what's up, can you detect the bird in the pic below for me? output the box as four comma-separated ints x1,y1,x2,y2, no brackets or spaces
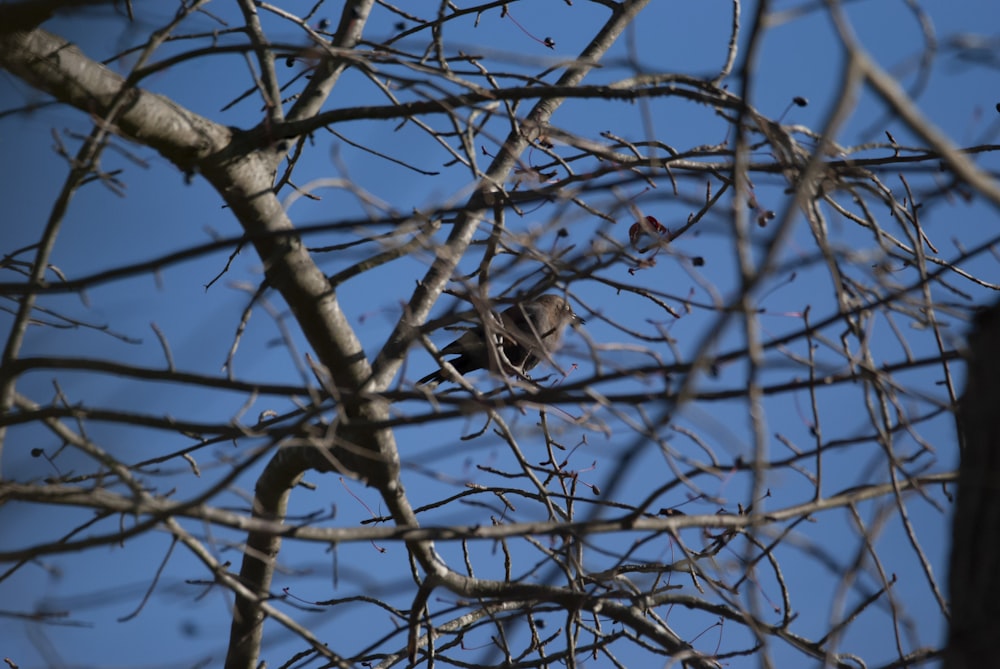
417,294,584,386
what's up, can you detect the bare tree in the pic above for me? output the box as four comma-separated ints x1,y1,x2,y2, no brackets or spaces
1,1,997,667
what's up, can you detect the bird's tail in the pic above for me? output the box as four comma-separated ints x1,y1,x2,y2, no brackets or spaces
416,370,444,386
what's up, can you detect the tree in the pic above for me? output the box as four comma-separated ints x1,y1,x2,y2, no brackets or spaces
1,1,997,667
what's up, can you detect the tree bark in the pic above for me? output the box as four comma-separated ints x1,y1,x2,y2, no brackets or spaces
948,299,1000,668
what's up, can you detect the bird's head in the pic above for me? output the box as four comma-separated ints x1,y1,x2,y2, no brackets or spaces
536,294,585,329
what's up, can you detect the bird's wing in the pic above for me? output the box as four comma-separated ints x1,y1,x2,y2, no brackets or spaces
439,326,486,356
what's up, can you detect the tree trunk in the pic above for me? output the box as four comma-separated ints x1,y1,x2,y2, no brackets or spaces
948,299,1000,668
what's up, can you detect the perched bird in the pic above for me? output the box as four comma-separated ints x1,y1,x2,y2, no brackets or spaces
418,294,584,386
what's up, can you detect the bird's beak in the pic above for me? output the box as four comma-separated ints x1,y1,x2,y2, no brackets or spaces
572,314,585,327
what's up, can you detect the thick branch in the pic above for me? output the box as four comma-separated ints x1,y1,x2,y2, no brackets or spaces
0,29,228,170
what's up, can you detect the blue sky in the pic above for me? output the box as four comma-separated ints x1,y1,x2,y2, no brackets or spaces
2,1,998,666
